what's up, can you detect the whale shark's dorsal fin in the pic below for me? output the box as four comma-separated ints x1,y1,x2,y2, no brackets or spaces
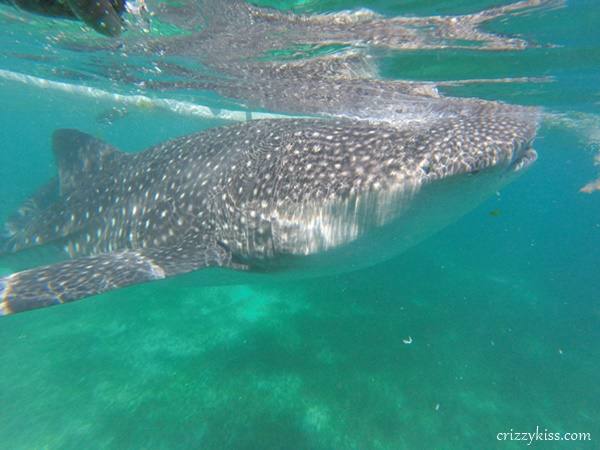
52,129,126,195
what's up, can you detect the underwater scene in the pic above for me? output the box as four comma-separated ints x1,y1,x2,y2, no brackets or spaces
0,0,598,448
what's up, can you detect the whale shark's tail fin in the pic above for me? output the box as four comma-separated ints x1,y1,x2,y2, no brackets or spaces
0,236,245,316
1,129,127,256
1,179,59,255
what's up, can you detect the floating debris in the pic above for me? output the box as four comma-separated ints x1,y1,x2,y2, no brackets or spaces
96,106,129,125
580,152,600,193
580,178,600,193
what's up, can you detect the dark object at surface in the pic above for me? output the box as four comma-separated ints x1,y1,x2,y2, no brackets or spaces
1,0,126,36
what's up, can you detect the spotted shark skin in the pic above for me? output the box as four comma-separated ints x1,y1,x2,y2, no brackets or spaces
0,107,538,316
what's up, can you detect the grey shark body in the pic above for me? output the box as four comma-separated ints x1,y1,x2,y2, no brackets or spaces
0,109,537,315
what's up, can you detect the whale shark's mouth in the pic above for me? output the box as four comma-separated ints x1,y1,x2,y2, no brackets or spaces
509,146,538,172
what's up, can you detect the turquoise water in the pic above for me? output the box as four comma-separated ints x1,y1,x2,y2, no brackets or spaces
0,1,599,449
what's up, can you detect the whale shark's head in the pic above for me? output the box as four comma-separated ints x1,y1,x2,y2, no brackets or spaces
412,108,539,180
227,107,538,271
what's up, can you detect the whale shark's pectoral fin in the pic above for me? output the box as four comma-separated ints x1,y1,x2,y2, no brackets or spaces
0,239,243,316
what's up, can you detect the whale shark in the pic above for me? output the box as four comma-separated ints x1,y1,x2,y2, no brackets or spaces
0,107,538,316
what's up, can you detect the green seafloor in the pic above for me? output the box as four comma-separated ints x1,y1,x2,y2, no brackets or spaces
1,1,600,449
